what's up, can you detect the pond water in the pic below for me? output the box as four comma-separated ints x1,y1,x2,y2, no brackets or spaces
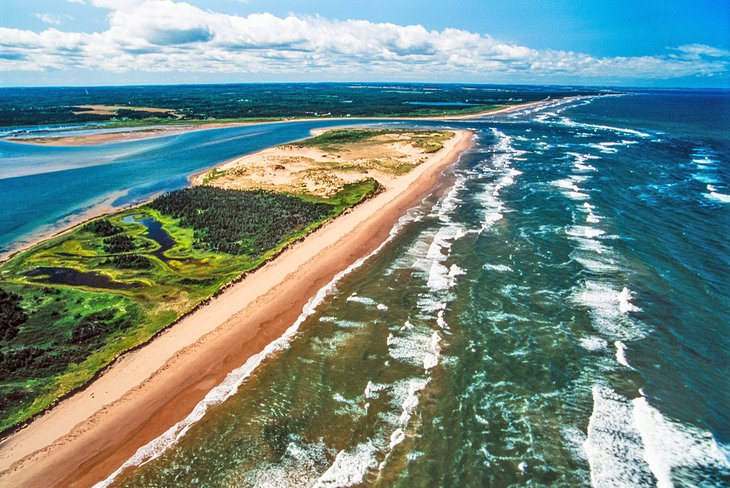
25,266,134,290
122,215,175,260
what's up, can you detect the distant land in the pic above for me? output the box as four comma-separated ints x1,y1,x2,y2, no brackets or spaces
0,83,604,129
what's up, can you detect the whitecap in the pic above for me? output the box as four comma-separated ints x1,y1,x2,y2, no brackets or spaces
579,336,608,351
314,442,378,487
704,185,730,203
633,395,730,488
584,385,654,487
614,341,631,368
483,263,513,272
346,294,377,306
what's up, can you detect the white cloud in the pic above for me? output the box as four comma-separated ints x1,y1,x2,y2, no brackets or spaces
3,0,728,82
34,13,62,26
67,0,86,4
674,44,730,58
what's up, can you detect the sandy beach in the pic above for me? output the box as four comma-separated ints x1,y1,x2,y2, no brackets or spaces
2,97,564,147
3,121,260,147
0,129,473,487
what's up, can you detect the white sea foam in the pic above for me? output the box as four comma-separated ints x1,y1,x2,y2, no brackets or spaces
566,225,605,239
633,395,730,488
387,326,432,367
585,385,654,487
590,142,620,154
614,341,631,368
313,442,379,487
332,392,367,419
346,294,377,306
618,287,640,313
393,378,429,425
553,178,590,200
422,331,442,371
559,117,651,138
389,428,406,449
364,381,387,399
705,185,730,203
579,336,608,351
574,282,644,340
240,439,331,487
475,128,525,231
436,309,448,330
692,157,716,167
692,173,718,184
575,256,620,273
553,178,575,190
570,174,591,183
483,263,513,272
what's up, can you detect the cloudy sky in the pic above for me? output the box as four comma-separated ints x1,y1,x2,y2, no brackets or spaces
1,0,728,87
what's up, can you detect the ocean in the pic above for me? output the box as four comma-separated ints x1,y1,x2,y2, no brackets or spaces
3,89,730,486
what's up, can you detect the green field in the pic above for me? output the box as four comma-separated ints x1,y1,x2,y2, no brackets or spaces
0,181,379,433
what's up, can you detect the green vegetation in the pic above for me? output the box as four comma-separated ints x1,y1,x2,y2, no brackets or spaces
0,180,378,433
85,218,122,237
0,288,27,343
298,129,382,148
299,128,453,154
0,83,599,127
149,187,332,255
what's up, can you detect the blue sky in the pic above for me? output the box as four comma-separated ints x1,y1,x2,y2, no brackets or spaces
1,0,728,87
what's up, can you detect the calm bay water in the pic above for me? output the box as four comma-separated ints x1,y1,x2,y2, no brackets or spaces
3,90,729,486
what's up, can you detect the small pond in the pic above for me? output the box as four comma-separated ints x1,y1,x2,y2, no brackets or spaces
122,215,176,260
25,267,135,290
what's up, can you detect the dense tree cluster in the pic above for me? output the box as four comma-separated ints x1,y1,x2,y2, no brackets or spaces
103,235,136,253
68,310,133,345
0,303,132,383
0,346,88,380
150,187,333,256
86,219,121,237
107,254,151,269
0,288,28,343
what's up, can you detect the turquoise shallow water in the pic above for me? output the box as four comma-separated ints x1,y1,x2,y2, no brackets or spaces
4,90,729,486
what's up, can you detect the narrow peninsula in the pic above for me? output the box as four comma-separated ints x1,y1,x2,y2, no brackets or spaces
0,128,473,487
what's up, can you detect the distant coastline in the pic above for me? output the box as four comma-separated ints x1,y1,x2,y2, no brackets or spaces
2,97,566,147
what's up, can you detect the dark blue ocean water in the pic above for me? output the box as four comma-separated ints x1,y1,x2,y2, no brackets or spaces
2,90,729,486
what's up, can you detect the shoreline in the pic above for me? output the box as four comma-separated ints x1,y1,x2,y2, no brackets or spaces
2,97,568,148
0,130,474,487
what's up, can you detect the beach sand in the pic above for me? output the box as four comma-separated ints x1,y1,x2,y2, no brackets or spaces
3,122,258,147
0,129,473,487
2,97,564,147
